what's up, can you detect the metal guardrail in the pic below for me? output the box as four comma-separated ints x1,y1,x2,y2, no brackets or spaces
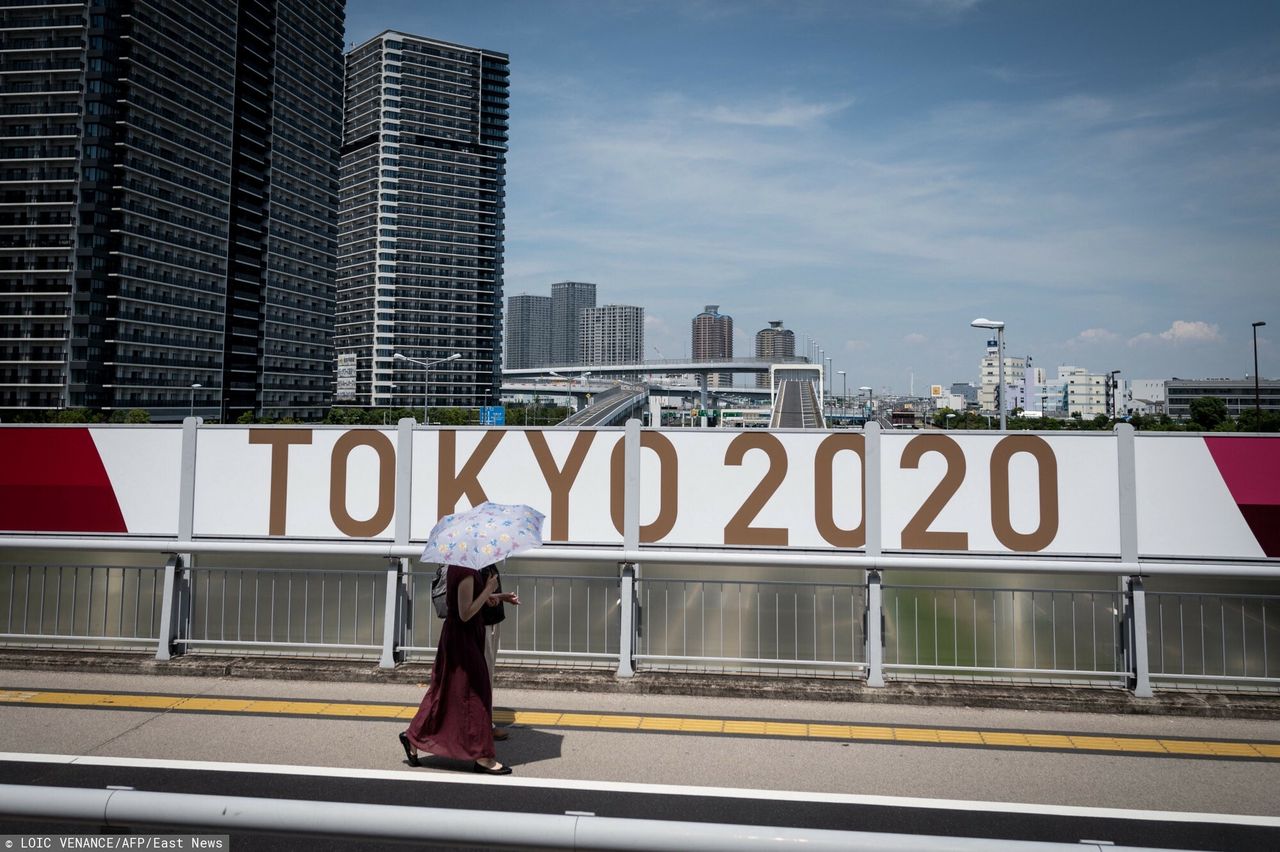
1148,591,1278,685
636,578,865,676
883,584,1126,685
178,566,387,655
0,563,165,650
3,555,1276,694
0,783,1169,852
401,571,622,665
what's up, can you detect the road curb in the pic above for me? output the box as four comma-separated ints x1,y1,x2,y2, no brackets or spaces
1,649,1278,719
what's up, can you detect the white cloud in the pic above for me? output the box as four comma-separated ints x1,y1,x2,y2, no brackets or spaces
904,333,929,345
1070,327,1120,346
1129,320,1222,346
707,97,855,128
845,339,871,352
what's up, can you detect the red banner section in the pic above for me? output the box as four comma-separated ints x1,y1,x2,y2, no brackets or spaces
0,428,127,533
1205,437,1280,557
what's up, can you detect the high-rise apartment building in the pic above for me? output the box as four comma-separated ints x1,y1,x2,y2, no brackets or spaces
335,31,509,409
977,339,1028,416
0,1,345,420
691,305,732,387
580,305,643,366
754,320,794,387
504,294,550,369
550,281,595,365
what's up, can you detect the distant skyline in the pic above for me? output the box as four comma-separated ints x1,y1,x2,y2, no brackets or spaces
346,0,1280,394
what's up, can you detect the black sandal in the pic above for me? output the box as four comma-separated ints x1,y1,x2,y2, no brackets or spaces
473,761,512,775
398,732,420,767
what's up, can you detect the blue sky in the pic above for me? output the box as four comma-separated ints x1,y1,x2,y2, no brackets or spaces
345,0,1280,394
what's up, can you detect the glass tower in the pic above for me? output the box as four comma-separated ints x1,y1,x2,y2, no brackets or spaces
336,30,509,410
0,0,345,421
504,294,551,369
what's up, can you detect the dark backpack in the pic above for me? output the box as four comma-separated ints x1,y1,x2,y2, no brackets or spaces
430,566,448,619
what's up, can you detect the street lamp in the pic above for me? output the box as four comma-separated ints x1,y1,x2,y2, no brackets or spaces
189,383,201,418
393,352,461,425
971,318,1006,430
1254,321,1267,424
945,412,956,429
1108,370,1121,419
837,370,847,417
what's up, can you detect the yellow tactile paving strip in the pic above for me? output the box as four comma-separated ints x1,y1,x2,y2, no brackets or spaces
1,687,1277,761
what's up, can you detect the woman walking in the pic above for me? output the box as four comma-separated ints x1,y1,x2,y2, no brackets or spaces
399,563,515,774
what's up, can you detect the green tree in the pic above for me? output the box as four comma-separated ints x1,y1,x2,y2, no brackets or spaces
1188,396,1228,430
51,408,96,423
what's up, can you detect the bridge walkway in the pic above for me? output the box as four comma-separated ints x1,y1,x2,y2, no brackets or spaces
1,665,1278,850
772,378,825,428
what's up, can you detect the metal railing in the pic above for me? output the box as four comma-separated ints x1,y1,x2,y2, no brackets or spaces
0,563,164,650
400,570,621,667
636,578,865,676
1,552,1278,695
883,584,1125,685
1148,591,1279,686
177,565,387,656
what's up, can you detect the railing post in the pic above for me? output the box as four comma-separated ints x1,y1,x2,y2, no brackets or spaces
863,421,884,687
157,416,201,661
617,418,642,678
1125,575,1154,697
155,554,188,661
380,558,408,668
617,562,638,678
379,417,418,669
864,569,885,687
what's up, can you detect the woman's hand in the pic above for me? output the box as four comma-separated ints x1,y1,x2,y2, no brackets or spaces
481,572,499,596
492,592,520,606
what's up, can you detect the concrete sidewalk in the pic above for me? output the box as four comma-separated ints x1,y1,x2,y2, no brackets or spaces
2,662,1280,819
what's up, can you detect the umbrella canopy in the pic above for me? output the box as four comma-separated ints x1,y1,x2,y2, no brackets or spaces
421,502,546,569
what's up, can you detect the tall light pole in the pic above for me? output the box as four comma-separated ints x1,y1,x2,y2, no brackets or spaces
971,318,1006,430
837,370,847,417
189,383,201,418
1254,321,1267,425
859,386,872,423
1108,370,1121,419
393,352,461,425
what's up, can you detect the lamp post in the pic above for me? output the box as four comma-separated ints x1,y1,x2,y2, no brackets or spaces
945,412,956,430
1254,321,1267,425
859,386,872,423
971,318,1006,430
1108,370,1121,419
393,352,461,425
189,383,201,418
837,370,847,417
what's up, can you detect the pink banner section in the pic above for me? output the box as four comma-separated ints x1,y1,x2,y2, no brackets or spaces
1204,437,1280,557
0,428,127,533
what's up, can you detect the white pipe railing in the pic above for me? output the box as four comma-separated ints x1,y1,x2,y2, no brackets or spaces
3,536,1279,578
0,784,1177,851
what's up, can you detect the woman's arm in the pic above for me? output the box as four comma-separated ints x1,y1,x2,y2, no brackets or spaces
456,572,499,622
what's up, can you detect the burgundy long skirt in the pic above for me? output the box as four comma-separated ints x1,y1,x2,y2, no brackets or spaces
404,564,494,762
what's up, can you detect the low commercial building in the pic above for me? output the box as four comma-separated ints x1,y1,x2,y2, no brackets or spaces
1166,378,1280,419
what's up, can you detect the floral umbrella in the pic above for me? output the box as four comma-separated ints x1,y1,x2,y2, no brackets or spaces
420,501,546,569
